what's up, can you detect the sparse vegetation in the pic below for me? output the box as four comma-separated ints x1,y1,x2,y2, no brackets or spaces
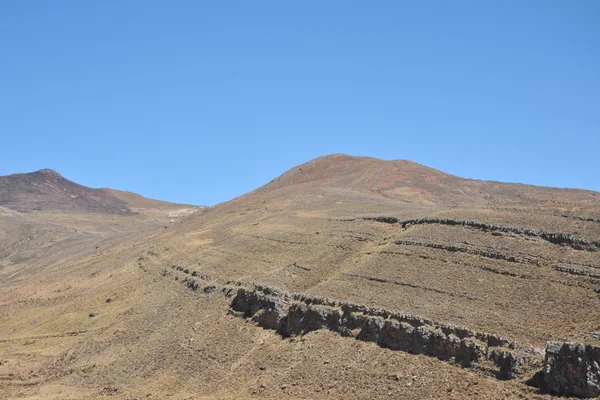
1,155,600,398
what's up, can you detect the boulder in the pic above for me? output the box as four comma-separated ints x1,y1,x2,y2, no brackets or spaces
544,341,600,398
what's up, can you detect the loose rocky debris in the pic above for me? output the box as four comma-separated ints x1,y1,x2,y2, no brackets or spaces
161,264,600,398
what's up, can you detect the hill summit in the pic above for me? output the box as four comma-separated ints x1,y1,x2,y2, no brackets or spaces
253,154,598,208
0,169,194,214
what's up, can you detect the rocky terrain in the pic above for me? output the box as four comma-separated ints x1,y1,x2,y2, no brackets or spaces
1,154,599,399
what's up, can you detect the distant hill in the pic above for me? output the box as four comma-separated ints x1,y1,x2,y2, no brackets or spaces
0,168,198,214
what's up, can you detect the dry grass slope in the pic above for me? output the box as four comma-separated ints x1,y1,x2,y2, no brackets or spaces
1,155,599,399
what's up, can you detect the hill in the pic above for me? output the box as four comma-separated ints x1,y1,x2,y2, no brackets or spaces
1,155,599,399
0,168,194,215
255,154,599,207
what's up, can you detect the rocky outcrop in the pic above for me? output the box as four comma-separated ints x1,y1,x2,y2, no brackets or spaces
161,264,600,397
392,239,539,266
364,216,399,224
362,217,600,251
228,285,542,377
230,285,290,330
344,272,480,301
165,264,541,377
544,341,600,398
552,265,600,280
486,347,542,379
585,331,600,341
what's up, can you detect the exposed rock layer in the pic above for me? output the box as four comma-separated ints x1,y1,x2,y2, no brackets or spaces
165,264,600,397
167,265,542,379
544,341,600,398
362,216,600,251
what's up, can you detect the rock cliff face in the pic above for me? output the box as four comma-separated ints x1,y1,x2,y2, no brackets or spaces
164,264,600,397
229,285,542,377
544,342,600,398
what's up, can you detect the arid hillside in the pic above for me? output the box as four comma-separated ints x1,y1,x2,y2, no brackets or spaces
1,155,599,399
0,169,201,287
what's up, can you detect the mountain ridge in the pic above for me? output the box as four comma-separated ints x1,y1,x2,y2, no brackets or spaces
248,154,600,210
0,168,198,214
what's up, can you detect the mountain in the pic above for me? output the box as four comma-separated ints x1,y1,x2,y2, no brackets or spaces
1,155,600,399
255,154,599,207
0,168,194,214
0,168,201,294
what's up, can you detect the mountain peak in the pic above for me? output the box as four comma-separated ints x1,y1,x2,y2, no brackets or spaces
32,168,64,181
36,168,62,177
251,154,600,208
255,154,451,198
0,169,195,214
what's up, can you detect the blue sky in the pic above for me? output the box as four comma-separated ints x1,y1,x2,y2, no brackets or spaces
1,1,599,206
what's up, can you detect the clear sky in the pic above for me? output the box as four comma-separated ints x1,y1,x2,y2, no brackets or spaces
1,1,599,206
